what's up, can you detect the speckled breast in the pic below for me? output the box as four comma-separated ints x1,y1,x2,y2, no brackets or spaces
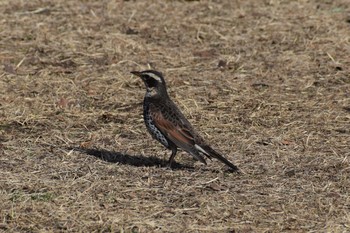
143,101,169,148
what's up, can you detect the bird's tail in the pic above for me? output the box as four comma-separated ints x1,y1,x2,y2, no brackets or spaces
195,144,239,172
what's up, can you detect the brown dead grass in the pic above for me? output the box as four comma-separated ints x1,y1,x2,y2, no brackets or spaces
1,0,350,232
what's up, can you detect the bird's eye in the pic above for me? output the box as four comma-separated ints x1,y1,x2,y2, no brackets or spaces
144,76,158,87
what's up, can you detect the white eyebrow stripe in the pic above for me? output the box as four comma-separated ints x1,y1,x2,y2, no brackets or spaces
145,72,163,83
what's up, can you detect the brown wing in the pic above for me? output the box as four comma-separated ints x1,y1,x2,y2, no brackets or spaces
149,102,238,171
149,103,207,164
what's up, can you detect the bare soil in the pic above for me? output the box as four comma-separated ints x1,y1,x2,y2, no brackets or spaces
1,0,349,232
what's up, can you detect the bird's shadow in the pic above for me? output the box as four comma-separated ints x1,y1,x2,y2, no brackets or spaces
69,146,194,170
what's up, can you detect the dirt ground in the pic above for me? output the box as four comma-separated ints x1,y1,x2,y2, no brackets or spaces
0,0,349,232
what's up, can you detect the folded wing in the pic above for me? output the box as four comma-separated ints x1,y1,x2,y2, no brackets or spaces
150,102,239,171
150,103,207,164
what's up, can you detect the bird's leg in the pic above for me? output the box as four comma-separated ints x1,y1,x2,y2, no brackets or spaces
167,147,177,168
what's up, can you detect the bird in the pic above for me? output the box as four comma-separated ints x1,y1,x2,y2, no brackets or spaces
131,70,239,171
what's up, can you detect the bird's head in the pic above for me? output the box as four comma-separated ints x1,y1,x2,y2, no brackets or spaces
131,70,168,97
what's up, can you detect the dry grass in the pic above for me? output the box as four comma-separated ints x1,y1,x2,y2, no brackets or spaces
1,0,350,232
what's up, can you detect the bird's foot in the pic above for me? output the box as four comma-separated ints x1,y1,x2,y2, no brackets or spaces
166,161,174,169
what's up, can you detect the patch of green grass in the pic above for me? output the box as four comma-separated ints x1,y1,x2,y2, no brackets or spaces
30,192,55,202
9,191,55,202
9,191,24,202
